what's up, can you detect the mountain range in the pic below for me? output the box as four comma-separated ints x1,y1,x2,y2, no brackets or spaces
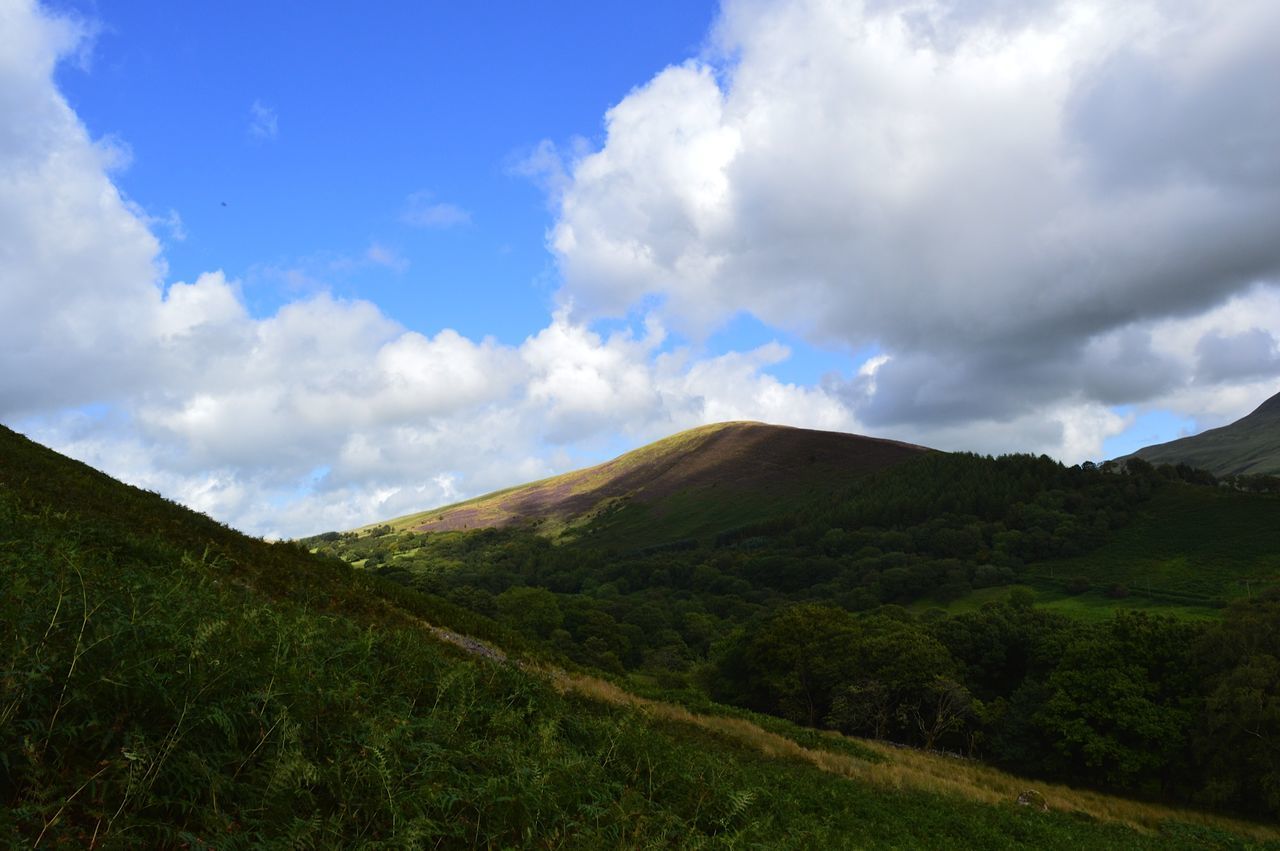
1128,389,1280,476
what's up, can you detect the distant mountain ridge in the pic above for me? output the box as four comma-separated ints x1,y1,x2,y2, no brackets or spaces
1128,389,1280,476
369,421,930,542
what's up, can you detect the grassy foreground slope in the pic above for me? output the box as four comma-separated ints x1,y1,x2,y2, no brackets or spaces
374,421,927,546
2,426,1276,848
1131,390,1280,476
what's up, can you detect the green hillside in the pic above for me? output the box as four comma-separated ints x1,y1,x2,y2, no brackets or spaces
373,421,928,546
1131,390,1280,476
9,426,1274,846
327,447,1280,824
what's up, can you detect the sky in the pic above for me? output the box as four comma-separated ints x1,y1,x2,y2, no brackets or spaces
3,0,1279,538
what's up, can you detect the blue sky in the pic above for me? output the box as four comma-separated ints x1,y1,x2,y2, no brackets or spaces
4,0,1279,536
49,0,852,383
50,1,714,340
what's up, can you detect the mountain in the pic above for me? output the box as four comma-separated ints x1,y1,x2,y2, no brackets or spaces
373,421,929,543
1128,389,1280,476
8,425,1265,846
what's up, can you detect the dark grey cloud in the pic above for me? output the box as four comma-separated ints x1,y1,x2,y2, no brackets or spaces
844,327,1182,428
551,0,1280,432
1196,329,1280,384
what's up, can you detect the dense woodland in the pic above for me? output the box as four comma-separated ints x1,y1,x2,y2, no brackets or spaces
311,453,1280,820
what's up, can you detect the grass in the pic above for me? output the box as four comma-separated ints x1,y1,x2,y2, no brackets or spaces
6,424,1279,846
575,484,797,549
556,671,1280,843
369,422,748,534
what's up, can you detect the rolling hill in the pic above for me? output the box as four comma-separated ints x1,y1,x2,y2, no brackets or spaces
8,426,1273,846
372,421,929,544
1129,389,1280,476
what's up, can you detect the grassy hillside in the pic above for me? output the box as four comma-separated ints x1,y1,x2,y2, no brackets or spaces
4,431,1276,846
1132,390,1280,475
371,421,927,546
320,449,1280,822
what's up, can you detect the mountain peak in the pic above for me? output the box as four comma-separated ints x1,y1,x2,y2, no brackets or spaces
368,421,930,544
1129,388,1280,476
1250,389,1280,418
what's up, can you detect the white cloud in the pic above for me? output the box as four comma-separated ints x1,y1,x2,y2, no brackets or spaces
0,0,875,538
0,0,165,417
5,0,1280,542
402,191,471,228
248,99,278,140
548,0,1280,426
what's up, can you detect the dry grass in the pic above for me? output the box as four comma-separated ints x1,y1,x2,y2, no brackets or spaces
357,420,927,537
550,670,1280,842
408,598,1280,843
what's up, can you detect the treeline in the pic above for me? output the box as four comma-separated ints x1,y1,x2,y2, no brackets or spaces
708,593,1280,819
312,453,1161,678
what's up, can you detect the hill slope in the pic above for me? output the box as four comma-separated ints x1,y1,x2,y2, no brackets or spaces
374,421,928,542
1130,389,1280,476
7,425,1277,846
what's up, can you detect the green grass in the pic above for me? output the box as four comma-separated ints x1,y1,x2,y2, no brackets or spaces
4,426,1275,847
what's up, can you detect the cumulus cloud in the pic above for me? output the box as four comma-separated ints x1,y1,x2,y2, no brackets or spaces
1195,329,1280,385
548,0,1280,427
6,0,1279,540
0,0,877,537
19,297,864,537
0,0,165,417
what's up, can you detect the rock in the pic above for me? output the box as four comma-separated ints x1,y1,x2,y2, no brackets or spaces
1016,790,1048,812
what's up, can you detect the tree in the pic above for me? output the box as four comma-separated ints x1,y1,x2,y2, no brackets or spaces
1193,593,1280,815
495,586,562,639
1032,612,1196,790
741,605,860,726
909,677,981,752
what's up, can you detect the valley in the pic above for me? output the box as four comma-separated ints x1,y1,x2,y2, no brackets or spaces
6,416,1280,847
